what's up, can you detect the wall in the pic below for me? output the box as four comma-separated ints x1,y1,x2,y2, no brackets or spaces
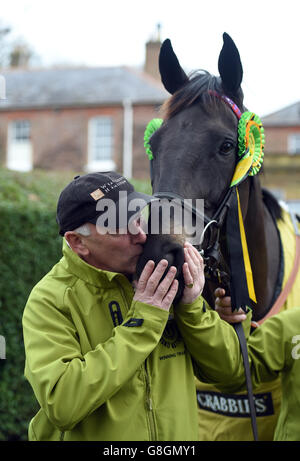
261,125,300,200
264,125,300,154
0,102,163,178
132,103,162,178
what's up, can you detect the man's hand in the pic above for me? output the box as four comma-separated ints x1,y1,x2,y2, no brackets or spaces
214,288,247,323
181,242,205,305
133,259,178,311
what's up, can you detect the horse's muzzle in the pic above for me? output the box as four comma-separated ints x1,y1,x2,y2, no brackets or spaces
135,234,185,304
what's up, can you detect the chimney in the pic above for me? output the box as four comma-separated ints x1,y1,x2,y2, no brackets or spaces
144,24,162,81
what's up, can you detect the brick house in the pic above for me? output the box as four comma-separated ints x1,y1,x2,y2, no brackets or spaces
262,101,300,155
259,101,300,204
0,39,167,179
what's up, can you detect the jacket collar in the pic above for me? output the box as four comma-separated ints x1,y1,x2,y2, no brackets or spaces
61,238,130,288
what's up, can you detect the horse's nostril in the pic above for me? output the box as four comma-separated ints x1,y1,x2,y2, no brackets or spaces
162,244,185,277
164,252,176,267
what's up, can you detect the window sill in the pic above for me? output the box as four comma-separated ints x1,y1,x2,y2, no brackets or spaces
85,160,116,172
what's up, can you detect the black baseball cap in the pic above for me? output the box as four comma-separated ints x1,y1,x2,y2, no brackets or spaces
56,171,154,236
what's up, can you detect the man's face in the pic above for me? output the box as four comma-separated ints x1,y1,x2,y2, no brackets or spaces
79,219,147,275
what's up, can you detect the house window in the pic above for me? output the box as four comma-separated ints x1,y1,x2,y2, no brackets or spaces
288,134,300,155
87,117,115,171
7,120,32,171
12,120,31,142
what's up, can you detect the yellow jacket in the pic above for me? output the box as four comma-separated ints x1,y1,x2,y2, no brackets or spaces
196,207,300,441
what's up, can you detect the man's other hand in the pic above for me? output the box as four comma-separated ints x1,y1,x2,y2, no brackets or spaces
133,260,178,311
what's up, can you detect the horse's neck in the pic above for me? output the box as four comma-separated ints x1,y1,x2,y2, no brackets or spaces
242,182,281,321
203,181,281,319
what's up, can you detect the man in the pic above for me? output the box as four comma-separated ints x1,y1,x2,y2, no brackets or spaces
22,171,207,441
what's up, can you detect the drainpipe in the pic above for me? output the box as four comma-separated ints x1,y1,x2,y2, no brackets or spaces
0,74,6,99
123,98,133,179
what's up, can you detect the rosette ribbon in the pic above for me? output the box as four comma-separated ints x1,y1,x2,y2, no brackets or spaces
227,111,265,310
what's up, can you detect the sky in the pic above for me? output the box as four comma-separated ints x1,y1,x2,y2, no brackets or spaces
0,0,299,116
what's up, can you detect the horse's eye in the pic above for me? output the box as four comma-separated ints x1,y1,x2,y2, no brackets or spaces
220,141,234,155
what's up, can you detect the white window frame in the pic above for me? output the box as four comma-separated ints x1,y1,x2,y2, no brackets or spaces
87,116,115,171
288,133,300,155
11,120,31,142
7,119,32,171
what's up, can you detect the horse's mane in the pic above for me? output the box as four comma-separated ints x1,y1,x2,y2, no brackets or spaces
161,71,224,119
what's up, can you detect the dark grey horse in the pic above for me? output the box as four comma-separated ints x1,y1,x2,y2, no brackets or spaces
137,33,282,322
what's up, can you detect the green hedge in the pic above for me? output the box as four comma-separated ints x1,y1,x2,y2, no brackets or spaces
0,169,151,440
0,204,63,439
0,205,62,439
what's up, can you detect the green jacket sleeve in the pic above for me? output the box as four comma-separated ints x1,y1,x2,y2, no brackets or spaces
174,298,297,392
23,291,169,432
239,309,296,388
174,296,246,386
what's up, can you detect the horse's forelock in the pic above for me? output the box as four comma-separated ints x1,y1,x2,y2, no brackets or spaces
161,71,223,120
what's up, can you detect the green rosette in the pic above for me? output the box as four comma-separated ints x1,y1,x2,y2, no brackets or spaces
237,111,265,176
144,118,163,160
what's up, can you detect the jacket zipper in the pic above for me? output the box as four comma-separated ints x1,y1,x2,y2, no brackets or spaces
115,278,133,317
144,360,157,440
115,278,157,440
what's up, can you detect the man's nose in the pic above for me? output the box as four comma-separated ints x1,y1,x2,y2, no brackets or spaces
131,224,147,244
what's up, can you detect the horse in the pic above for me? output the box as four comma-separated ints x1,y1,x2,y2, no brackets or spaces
136,33,300,440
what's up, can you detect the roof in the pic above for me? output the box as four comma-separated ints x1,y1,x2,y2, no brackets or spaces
262,101,300,126
0,66,168,110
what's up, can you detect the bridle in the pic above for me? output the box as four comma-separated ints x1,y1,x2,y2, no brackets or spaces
153,188,235,287
153,187,234,230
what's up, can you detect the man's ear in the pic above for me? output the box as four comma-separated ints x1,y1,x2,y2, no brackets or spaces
64,231,89,257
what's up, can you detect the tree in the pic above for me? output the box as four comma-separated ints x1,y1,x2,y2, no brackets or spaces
0,20,35,68
9,42,33,68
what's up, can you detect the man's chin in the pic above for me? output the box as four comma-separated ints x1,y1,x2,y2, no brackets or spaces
118,253,142,276
119,261,137,276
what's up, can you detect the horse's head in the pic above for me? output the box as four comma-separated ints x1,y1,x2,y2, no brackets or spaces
136,33,253,304
152,33,245,214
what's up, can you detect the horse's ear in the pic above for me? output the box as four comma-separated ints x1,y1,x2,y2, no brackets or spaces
218,33,243,94
159,39,188,94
